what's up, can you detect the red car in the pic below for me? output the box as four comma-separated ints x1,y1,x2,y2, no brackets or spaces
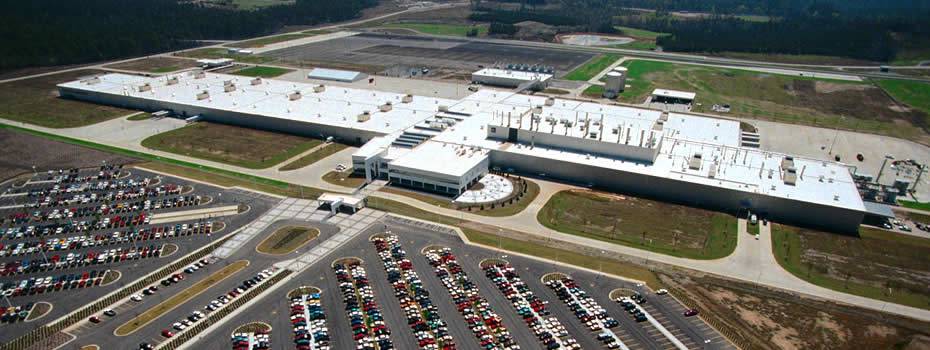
162,329,174,338
683,309,699,317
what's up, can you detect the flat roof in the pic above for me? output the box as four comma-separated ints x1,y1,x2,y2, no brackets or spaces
473,68,553,82
652,89,696,100
389,141,489,178
58,72,452,135
307,68,365,82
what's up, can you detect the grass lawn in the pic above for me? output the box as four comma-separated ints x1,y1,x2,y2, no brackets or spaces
103,57,199,73
563,54,621,81
899,200,930,211
0,69,134,128
772,224,930,310
610,41,657,51
256,226,319,254
380,178,540,217
618,59,930,144
747,222,760,236
225,34,309,48
876,79,930,115
537,190,737,259
381,23,488,37
141,122,321,169
279,143,348,171
139,161,322,199
175,48,276,65
115,260,249,335
366,197,662,288
322,170,366,189
126,113,152,121
582,85,604,98
232,0,294,10
613,26,668,40
230,66,294,78
234,322,272,333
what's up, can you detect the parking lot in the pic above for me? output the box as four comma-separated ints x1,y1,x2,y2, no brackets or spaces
183,217,733,350
261,33,595,78
0,166,274,345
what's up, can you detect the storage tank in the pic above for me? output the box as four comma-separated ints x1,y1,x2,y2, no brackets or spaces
604,72,624,98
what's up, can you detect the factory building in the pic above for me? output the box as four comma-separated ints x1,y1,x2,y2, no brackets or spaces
471,68,552,90
59,71,867,233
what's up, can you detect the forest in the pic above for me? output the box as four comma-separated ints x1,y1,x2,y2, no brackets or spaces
0,0,377,72
474,0,930,62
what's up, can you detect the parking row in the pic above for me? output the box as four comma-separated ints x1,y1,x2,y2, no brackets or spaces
162,269,276,340
5,194,201,225
21,182,181,209
333,260,394,350
19,176,151,199
290,291,331,350
1,269,110,297
0,244,163,276
27,167,123,186
423,247,520,350
0,220,215,257
483,262,580,350
546,276,628,349
0,302,34,324
372,234,455,350
232,331,270,350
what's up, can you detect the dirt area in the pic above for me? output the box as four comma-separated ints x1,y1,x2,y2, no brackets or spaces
0,69,135,128
140,122,321,169
0,128,138,182
661,270,930,350
103,57,199,73
791,80,928,131
537,189,736,258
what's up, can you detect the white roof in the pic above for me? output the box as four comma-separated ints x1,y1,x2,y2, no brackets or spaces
318,193,364,207
652,89,696,100
389,141,489,178
58,72,452,135
473,68,553,82
307,68,365,82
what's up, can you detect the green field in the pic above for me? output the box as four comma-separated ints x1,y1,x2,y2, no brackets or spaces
279,143,348,171
256,226,318,254
563,54,621,81
0,70,134,128
141,122,321,169
381,23,488,37
226,34,309,48
105,57,200,73
899,200,930,211
610,41,658,51
772,224,930,310
537,190,737,259
127,113,152,121
232,0,294,10
231,66,294,78
322,170,367,188
613,26,667,40
582,84,604,98
618,59,930,143
876,79,930,115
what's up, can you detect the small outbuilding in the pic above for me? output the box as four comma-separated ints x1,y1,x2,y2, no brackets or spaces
651,88,696,105
307,68,367,83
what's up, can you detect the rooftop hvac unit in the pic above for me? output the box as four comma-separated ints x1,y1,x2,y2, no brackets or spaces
402,94,413,103
196,90,210,100
533,105,543,114
193,71,206,79
288,91,302,101
689,153,703,170
166,77,179,86
589,132,598,139
357,111,371,122
708,164,717,178
781,156,795,170
250,77,262,86
545,97,555,106
380,102,393,112
611,127,619,135
223,80,233,86
438,105,449,112
313,84,326,93
137,83,151,92
224,84,236,92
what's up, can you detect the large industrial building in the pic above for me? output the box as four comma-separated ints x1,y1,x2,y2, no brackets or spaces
59,71,868,232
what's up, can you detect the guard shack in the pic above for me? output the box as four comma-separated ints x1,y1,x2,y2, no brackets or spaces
318,193,366,214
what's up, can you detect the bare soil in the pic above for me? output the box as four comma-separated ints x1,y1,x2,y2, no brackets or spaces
103,57,199,73
0,128,138,182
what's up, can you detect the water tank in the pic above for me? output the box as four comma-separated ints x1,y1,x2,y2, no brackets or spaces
604,72,624,98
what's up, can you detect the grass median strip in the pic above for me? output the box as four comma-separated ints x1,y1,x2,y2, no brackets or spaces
563,54,620,81
114,260,249,336
279,143,348,171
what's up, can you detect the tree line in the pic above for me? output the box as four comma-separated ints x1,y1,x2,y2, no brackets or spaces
0,0,377,72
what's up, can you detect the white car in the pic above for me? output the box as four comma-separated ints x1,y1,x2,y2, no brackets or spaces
655,289,668,295
130,294,143,302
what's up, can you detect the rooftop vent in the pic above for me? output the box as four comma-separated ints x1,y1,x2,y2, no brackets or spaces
196,90,210,100
137,83,151,92
357,111,371,122
250,77,262,86
544,97,555,106
402,94,413,103
313,84,326,93
193,71,205,79
380,102,393,112
288,91,302,101
438,105,449,112
224,83,236,92
166,77,179,86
